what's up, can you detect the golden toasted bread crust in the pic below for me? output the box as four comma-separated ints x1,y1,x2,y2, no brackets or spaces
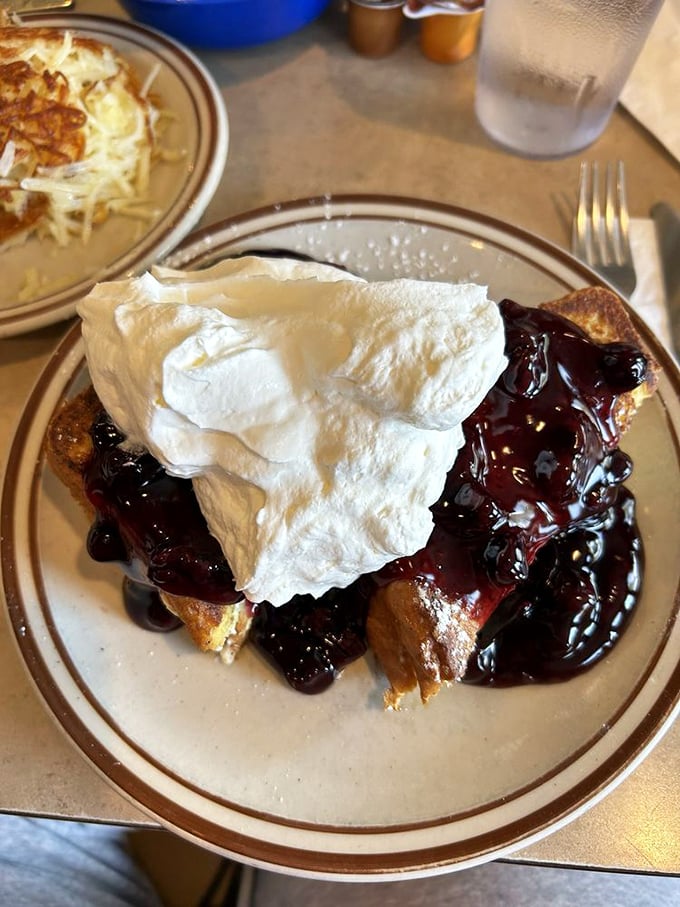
45,384,100,514
367,580,479,709
160,591,250,661
541,286,638,345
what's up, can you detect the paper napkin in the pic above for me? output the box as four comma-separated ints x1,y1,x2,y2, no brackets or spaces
620,0,680,163
629,217,672,351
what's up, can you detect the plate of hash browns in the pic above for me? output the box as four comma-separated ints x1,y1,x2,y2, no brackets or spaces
0,12,228,337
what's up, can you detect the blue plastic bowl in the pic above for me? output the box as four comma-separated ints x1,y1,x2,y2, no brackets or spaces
120,0,332,49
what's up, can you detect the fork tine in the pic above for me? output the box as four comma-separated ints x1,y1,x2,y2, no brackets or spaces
591,161,608,267
615,160,632,268
604,161,617,265
573,160,591,262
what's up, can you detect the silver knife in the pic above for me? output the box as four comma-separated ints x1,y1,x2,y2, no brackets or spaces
651,201,680,358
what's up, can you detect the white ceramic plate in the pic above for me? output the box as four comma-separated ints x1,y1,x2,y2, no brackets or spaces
3,197,680,880
0,13,228,338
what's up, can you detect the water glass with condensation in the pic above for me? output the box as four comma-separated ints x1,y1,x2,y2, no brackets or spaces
474,0,663,158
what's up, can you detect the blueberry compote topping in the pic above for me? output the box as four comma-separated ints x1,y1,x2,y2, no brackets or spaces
250,584,370,694
82,297,649,694
464,488,641,685
122,577,183,633
84,411,240,605
372,299,646,642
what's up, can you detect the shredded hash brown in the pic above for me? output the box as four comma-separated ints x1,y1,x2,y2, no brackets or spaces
0,14,171,249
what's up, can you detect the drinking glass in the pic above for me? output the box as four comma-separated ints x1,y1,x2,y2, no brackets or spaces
474,0,663,158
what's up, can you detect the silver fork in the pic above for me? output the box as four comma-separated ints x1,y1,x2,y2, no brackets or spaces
571,160,637,298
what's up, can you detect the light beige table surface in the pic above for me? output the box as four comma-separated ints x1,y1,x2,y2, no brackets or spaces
2,0,680,876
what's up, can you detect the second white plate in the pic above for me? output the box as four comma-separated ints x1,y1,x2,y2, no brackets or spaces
0,13,229,337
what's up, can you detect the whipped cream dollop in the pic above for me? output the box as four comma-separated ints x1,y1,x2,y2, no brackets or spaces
78,255,506,606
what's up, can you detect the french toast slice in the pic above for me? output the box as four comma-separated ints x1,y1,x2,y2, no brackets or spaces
367,286,658,708
46,385,252,661
45,285,658,703
542,286,659,432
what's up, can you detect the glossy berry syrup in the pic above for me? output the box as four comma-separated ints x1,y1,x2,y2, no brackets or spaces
250,584,370,694
372,299,647,657
82,407,369,692
81,297,650,693
84,412,240,605
122,577,183,633
464,488,642,685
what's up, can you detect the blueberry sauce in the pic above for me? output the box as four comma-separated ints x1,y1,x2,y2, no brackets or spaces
250,585,370,694
80,297,650,694
122,577,183,633
463,488,641,685
84,412,240,605
372,299,644,626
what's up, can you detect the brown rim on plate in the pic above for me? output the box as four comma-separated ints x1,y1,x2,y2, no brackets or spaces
3,197,680,878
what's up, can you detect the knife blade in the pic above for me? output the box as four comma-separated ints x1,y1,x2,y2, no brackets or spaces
651,201,680,358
